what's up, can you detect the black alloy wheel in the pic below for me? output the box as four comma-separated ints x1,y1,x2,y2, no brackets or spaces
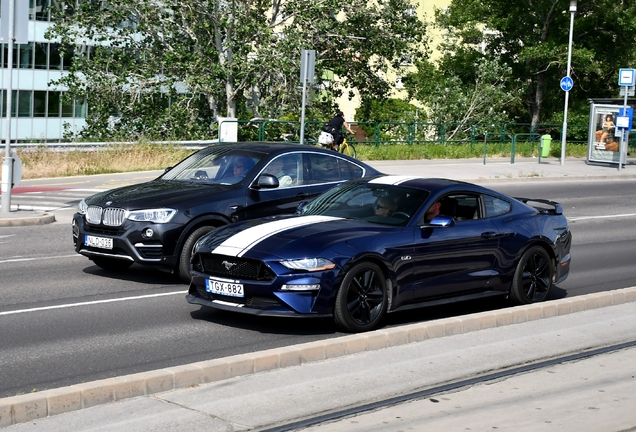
334,262,387,333
510,246,554,304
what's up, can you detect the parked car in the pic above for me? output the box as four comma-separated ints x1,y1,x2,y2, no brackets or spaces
72,143,382,282
186,176,572,332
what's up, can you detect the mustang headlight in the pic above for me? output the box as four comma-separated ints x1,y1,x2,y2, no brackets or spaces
77,199,88,215
127,208,177,223
280,258,335,272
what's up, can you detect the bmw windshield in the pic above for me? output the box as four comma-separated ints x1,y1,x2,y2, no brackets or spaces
160,146,263,185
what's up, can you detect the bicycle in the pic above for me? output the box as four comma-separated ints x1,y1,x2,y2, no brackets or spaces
316,130,357,158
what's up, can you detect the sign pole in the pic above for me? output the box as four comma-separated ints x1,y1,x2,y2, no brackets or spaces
617,68,636,171
299,51,309,145
560,1,577,166
298,50,315,146
618,90,628,172
1,0,16,214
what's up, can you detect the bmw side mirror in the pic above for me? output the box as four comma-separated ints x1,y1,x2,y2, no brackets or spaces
252,174,280,189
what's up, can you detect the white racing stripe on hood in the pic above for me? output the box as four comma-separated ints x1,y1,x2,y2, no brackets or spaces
213,215,342,257
369,176,419,185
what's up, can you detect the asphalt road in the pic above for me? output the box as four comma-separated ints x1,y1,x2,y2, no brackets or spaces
1,177,635,399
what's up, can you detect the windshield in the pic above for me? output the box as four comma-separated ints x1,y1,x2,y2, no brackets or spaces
299,182,429,226
159,146,263,185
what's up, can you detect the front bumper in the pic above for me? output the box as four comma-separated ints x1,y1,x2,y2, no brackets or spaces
72,213,179,269
187,270,335,318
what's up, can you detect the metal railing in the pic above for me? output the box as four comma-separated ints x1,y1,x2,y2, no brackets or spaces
3,121,596,153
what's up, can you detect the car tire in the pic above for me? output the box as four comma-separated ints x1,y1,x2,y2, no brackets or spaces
178,226,216,283
91,257,133,271
333,262,387,333
510,246,553,304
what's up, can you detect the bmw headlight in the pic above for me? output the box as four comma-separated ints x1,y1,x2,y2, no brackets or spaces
78,199,88,214
127,208,177,223
280,258,335,272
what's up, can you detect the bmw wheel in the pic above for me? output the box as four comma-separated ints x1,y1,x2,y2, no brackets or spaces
510,246,553,304
178,226,215,283
334,262,387,333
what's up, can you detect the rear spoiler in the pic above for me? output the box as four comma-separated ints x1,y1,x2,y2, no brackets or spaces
515,197,563,215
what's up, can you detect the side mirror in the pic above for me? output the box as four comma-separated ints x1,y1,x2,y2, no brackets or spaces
427,215,455,227
252,174,280,189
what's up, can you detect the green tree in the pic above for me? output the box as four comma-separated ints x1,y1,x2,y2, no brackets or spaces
404,57,523,140
429,0,636,127
47,0,427,140
354,98,419,142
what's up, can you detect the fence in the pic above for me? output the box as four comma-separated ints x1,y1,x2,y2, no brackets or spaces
211,120,593,148
4,121,636,155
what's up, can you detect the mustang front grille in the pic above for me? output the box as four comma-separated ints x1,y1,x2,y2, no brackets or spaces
194,254,275,281
86,206,126,226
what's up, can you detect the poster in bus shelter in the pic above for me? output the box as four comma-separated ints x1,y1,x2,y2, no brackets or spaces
588,104,622,163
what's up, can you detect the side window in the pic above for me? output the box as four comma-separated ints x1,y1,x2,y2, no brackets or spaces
305,153,344,184
438,194,480,221
484,195,511,217
264,155,300,188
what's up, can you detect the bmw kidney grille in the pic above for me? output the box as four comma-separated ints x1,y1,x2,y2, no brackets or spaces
86,206,126,226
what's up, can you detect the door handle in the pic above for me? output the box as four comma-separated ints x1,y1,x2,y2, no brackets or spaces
481,231,499,239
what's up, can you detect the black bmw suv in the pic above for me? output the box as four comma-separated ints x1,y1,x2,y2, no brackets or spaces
72,143,381,282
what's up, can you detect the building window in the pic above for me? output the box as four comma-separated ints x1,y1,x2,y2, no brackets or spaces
19,43,34,69
34,43,48,69
33,91,47,117
35,0,51,21
49,43,62,70
1,90,18,117
62,93,74,117
74,98,87,117
18,90,33,117
48,91,61,117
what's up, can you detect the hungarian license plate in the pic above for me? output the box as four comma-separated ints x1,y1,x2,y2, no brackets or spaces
85,235,113,250
205,278,244,298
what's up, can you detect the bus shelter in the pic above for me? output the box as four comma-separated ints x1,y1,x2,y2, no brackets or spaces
587,98,636,166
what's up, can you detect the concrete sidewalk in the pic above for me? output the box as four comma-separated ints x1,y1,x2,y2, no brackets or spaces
2,287,636,430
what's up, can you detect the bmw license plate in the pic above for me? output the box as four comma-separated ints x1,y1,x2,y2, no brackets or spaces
85,235,113,250
206,278,244,298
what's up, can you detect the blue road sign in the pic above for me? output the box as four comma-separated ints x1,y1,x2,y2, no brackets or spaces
560,76,574,92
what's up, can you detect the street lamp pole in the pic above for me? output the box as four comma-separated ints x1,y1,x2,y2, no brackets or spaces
560,0,577,166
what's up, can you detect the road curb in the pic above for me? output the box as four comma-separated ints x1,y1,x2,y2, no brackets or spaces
0,212,55,227
2,286,636,427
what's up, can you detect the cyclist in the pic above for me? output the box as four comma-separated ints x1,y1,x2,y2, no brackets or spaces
323,111,354,151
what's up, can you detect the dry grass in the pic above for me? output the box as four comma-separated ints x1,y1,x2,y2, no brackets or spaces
9,144,194,180
3,141,589,181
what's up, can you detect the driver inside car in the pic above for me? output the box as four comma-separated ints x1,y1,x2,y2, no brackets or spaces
374,196,397,217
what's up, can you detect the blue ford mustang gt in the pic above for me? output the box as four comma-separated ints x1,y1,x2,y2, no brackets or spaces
186,175,572,332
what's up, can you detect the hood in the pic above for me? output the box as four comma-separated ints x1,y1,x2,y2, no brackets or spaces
84,180,234,209
195,215,397,259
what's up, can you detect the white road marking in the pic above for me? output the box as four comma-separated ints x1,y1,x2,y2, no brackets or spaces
0,254,82,264
568,213,636,221
0,291,188,317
